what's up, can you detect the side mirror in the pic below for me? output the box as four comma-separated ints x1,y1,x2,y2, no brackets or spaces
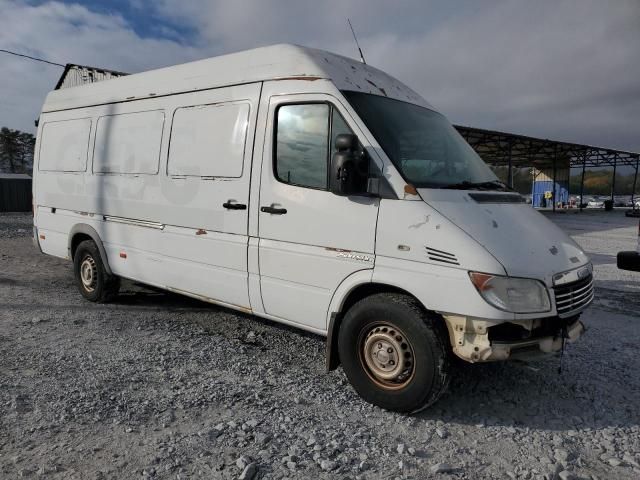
330,134,363,196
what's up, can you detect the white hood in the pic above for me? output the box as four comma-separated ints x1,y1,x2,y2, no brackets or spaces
417,189,590,284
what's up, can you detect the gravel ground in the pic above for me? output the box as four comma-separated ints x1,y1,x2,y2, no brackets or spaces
1,211,639,480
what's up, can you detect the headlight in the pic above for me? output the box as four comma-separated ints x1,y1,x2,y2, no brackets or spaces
469,272,551,313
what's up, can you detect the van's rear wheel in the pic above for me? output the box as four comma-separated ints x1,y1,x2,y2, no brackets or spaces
73,240,120,303
338,293,451,413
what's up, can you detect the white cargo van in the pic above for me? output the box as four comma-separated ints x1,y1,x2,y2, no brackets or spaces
33,44,593,412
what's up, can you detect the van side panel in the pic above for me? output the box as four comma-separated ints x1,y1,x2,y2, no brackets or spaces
93,110,165,174
35,83,262,310
169,102,249,178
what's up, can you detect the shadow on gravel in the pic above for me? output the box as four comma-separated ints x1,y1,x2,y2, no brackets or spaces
415,356,638,432
593,285,640,314
541,210,637,235
588,252,617,266
115,280,321,340
117,284,206,309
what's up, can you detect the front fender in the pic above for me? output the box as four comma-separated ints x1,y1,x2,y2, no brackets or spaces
372,256,515,321
325,269,375,330
324,269,374,372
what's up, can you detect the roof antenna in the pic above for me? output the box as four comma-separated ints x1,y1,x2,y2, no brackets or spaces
348,18,366,64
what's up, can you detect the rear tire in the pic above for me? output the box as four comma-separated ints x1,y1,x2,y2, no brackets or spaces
338,293,451,413
73,240,120,303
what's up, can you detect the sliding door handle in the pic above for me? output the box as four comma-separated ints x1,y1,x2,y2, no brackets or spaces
260,205,287,215
223,201,247,210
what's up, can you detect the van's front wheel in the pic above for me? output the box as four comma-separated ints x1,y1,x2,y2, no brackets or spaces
73,240,120,303
338,293,451,413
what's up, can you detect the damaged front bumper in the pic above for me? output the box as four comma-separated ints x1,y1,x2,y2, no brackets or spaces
442,314,585,362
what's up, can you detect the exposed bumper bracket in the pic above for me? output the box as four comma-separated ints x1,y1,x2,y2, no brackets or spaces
442,314,585,362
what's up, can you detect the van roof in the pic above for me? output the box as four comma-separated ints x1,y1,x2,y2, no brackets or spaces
41,44,430,113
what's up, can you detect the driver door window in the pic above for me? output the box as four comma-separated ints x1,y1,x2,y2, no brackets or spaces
274,103,354,190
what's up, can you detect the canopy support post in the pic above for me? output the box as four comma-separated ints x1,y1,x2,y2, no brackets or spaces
611,158,617,205
507,141,513,189
579,151,587,212
552,146,557,213
632,157,639,210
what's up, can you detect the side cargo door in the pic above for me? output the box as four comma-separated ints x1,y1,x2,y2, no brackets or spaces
256,88,379,331
96,84,261,310
156,84,261,310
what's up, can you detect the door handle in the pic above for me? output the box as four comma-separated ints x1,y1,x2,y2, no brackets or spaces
223,201,247,210
260,205,287,215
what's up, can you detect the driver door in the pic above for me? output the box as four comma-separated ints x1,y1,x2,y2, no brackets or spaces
257,91,379,331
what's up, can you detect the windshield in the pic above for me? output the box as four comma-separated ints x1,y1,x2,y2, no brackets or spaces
343,91,499,189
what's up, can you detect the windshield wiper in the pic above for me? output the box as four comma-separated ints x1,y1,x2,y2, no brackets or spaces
441,180,512,191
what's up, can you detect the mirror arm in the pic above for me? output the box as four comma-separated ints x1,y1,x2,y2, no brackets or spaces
366,175,399,199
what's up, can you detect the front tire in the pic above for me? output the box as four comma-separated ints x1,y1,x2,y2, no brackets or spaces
338,293,451,413
73,240,120,303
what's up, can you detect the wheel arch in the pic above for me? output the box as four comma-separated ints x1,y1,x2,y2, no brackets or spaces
68,224,113,275
325,275,435,372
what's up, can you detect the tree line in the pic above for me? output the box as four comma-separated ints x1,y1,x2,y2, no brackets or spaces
0,127,36,175
492,166,638,196
568,170,638,196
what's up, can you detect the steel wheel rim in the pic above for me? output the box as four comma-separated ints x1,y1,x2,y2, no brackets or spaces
358,323,415,390
80,255,97,292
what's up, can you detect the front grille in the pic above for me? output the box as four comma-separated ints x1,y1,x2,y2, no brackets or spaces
553,274,594,317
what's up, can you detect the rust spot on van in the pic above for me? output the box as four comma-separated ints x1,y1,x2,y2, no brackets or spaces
404,184,418,195
325,247,351,253
166,286,253,314
196,229,207,236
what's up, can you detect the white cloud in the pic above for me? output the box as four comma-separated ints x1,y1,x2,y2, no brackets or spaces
1,0,639,152
142,0,640,150
0,0,204,132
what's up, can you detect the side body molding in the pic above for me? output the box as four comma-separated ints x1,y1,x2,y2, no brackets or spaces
67,223,113,275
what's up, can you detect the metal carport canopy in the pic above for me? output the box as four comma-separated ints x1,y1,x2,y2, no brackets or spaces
455,124,640,169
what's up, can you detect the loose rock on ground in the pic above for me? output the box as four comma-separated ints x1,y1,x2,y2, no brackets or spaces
1,211,639,479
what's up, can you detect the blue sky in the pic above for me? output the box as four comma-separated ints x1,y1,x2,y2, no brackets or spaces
61,0,198,42
1,0,639,154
